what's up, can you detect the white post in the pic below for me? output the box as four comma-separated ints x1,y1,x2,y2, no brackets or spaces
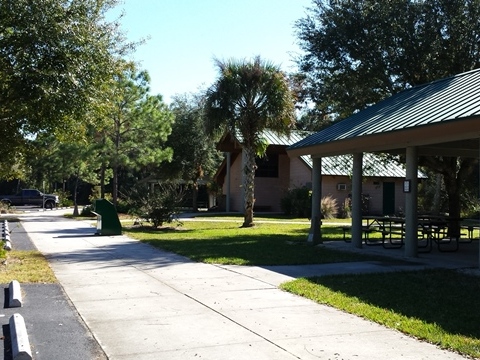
352,153,363,248
308,157,322,244
405,146,418,258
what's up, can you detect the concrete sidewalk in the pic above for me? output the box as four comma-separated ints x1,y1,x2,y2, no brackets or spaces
19,211,467,359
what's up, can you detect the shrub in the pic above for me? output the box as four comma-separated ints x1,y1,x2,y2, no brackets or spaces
54,189,73,207
321,195,338,219
340,196,352,218
115,198,130,214
281,188,339,219
281,186,311,218
88,186,114,204
80,204,94,217
126,183,185,228
0,201,10,214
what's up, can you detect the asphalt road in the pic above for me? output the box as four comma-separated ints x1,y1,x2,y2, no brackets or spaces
0,221,107,360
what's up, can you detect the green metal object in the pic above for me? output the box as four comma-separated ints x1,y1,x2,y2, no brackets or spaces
92,199,122,236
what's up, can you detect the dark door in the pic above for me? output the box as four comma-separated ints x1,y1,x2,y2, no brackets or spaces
382,182,395,215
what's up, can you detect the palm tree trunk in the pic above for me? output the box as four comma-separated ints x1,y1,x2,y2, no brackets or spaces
242,147,256,227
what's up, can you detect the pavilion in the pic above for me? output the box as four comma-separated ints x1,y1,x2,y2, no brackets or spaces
287,69,480,266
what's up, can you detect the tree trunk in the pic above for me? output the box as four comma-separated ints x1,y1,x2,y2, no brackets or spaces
73,174,79,216
192,182,199,212
444,170,461,239
432,173,442,215
113,118,121,206
441,157,475,239
422,156,477,239
100,163,106,199
112,165,118,206
242,147,256,227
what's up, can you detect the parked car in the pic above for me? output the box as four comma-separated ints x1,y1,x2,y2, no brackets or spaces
0,189,59,209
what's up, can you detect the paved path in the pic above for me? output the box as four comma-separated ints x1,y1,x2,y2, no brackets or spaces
19,211,467,359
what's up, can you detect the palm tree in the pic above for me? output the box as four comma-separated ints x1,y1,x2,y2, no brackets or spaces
204,56,296,227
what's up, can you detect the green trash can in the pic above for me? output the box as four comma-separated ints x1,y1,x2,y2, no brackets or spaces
92,199,122,236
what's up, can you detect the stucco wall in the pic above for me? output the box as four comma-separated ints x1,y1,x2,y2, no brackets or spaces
227,153,243,212
289,157,311,188
254,154,290,212
361,178,406,215
222,153,406,216
224,153,291,212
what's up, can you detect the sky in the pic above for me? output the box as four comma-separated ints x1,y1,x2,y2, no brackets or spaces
109,0,312,104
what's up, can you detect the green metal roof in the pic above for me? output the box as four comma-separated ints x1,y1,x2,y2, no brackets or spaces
249,130,424,178
288,68,480,152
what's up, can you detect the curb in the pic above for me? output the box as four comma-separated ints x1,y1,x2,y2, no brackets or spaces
9,313,32,360
2,219,11,250
9,280,23,308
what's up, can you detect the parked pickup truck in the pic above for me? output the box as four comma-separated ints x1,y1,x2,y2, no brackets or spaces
0,189,59,209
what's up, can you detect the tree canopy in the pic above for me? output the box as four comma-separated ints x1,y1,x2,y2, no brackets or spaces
204,56,296,226
295,0,480,229
96,66,174,204
164,94,222,211
296,0,480,121
0,0,131,173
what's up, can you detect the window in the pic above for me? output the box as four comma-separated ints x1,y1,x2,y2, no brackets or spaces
255,153,279,178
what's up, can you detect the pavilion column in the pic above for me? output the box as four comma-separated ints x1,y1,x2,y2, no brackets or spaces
405,146,418,258
308,156,322,244
351,153,363,248
225,152,231,212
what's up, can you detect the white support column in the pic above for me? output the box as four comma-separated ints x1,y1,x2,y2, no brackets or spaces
226,152,231,212
405,146,418,258
351,153,363,248
308,156,322,244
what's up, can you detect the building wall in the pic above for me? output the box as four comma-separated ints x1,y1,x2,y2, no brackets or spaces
254,153,290,212
227,153,243,212
224,153,291,212
361,178,406,215
289,157,311,188
223,152,407,216
285,158,396,215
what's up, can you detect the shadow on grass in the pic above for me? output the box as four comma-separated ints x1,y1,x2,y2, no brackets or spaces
125,226,194,234
134,231,383,266
304,269,480,339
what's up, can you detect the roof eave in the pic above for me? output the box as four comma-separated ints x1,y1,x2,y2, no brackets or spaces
287,116,480,158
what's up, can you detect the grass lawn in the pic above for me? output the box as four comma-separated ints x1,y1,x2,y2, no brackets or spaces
124,215,480,358
281,270,480,358
0,250,57,283
124,219,381,265
0,217,57,284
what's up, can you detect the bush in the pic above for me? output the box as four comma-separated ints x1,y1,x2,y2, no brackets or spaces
54,189,73,207
0,201,10,214
80,204,94,217
126,183,185,228
115,198,130,214
88,189,113,204
321,195,338,219
281,188,339,219
281,187,312,218
339,196,352,218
